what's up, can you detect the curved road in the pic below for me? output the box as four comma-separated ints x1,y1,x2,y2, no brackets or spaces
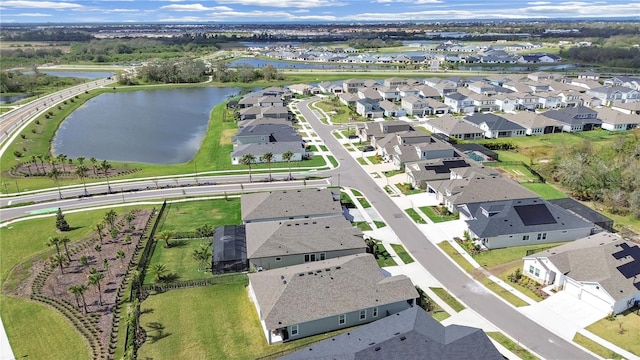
296,98,593,360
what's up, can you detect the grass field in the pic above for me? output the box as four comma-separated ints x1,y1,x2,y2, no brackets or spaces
419,206,458,223
145,240,211,284
520,182,568,200
487,332,539,360
471,242,565,268
437,242,477,272
573,333,624,360
429,287,465,312
157,198,242,233
390,243,414,264
586,310,640,356
497,265,545,302
137,283,349,360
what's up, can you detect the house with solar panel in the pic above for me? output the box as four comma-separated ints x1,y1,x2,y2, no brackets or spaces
522,232,640,315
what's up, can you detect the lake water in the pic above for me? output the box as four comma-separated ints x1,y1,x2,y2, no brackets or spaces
0,94,29,104
53,87,240,164
24,71,115,79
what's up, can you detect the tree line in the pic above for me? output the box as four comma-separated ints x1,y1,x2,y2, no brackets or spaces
347,38,402,49
546,133,640,219
0,70,84,93
560,46,640,69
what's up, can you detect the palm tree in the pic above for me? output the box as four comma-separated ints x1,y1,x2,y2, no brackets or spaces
51,254,68,274
149,263,168,283
282,150,294,181
88,268,105,306
130,269,142,290
60,236,71,261
90,157,98,176
94,244,102,262
48,167,63,199
240,153,256,183
100,160,112,193
36,154,45,173
116,249,126,264
47,236,62,257
156,230,175,248
69,285,82,309
30,154,40,174
76,284,89,313
76,156,85,166
57,153,67,172
76,164,89,196
192,245,212,272
95,222,105,245
260,152,274,182
104,209,117,231
103,258,110,275
79,255,89,269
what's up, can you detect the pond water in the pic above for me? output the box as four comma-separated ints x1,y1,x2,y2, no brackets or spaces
0,94,30,104
53,87,240,164
24,71,115,79
228,57,392,70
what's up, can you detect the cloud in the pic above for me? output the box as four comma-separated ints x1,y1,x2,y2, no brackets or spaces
103,8,139,13
160,4,233,11
4,12,52,16
2,1,82,9
215,0,344,8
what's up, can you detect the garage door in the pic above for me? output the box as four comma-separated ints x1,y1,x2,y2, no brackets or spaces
580,289,612,313
564,280,581,298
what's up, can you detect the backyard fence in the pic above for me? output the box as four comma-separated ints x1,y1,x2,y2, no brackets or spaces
141,273,248,292
484,160,546,183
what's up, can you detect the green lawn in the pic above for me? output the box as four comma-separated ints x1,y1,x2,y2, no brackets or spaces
137,283,349,360
373,221,386,228
419,206,458,223
573,333,624,360
472,242,565,268
586,310,640,356
350,189,363,197
520,182,568,200
404,208,426,224
497,265,545,302
437,242,477,272
494,150,533,164
357,157,367,165
376,243,398,267
487,332,539,360
157,198,241,233
390,244,414,264
429,287,465,312
357,197,371,208
395,183,423,195
366,156,382,164
354,221,372,231
431,310,451,322
145,240,211,284
479,277,529,307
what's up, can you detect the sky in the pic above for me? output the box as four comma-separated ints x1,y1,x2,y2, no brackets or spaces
1,0,639,23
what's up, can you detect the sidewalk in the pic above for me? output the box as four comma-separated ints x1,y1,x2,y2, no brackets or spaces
0,317,15,360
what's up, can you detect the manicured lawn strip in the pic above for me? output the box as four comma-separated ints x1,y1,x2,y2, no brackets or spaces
395,183,423,195
157,198,242,233
350,189,363,197
479,278,529,307
373,221,386,228
306,145,318,152
376,243,398,267
487,332,539,360
357,157,367,165
390,244,414,264
429,287,465,312
437,242,477,272
382,170,403,177
145,240,211,284
431,310,451,322
404,208,426,224
472,242,565,268
137,283,350,359
573,333,624,360
419,206,458,223
497,265,545,302
354,221,372,231
357,197,371,208
319,145,328,151
327,156,339,168
1,295,91,360
586,310,640,356
367,156,381,164
520,182,568,200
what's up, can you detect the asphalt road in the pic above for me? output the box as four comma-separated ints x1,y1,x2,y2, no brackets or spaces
0,77,116,145
296,98,594,360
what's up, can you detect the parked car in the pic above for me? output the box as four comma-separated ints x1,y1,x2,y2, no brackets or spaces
348,134,359,139
363,146,375,152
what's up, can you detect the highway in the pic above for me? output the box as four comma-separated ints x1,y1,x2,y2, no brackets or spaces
296,98,593,360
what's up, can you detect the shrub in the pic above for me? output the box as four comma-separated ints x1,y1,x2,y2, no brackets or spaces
13,151,23,157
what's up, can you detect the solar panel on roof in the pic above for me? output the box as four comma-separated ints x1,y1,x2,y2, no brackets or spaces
514,204,557,226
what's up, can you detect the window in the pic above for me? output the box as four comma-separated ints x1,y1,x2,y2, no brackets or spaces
338,314,346,325
537,233,547,240
319,253,326,261
291,324,298,336
534,268,540,277
373,307,378,318
275,257,282,262
529,265,535,274
304,254,316,262
359,310,366,320
522,235,530,241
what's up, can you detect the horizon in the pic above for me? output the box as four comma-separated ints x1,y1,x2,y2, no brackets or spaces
1,0,639,24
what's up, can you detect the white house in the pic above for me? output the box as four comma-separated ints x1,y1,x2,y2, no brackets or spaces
522,233,640,315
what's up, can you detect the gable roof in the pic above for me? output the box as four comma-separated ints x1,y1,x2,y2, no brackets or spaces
281,306,503,360
542,107,602,126
241,188,342,223
464,113,525,131
597,107,640,125
425,115,484,135
234,123,300,142
430,174,539,206
246,216,365,259
248,254,418,329
526,233,640,301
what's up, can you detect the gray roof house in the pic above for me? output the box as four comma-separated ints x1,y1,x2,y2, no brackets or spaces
241,188,342,224
523,232,640,315
233,123,301,145
541,106,602,132
500,112,563,136
246,215,366,271
597,107,640,131
464,113,526,138
212,225,247,274
356,98,384,119
380,134,457,170
423,115,484,140
280,306,503,360
464,198,594,249
231,142,304,165
405,158,470,190
248,253,419,344
401,95,430,116
358,120,413,143
443,93,475,113
379,100,406,117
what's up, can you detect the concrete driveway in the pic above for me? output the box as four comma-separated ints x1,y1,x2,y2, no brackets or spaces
519,291,609,340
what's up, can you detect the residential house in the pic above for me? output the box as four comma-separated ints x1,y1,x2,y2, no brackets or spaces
338,93,360,107
501,112,563,135
248,254,419,344
358,88,383,101
231,142,304,165
397,85,420,98
343,79,366,93
358,120,412,143
493,94,520,112
423,115,484,140
212,225,247,274
464,198,594,249
425,98,450,115
238,106,263,121
444,93,475,113
288,83,314,95
356,98,385,119
258,96,285,107
401,96,430,116
597,107,640,131
405,158,470,190
280,306,503,360
384,77,409,88
416,84,442,99
233,123,301,146
603,76,640,91
379,133,456,169
379,100,406,118
318,81,343,94
523,232,640,315
246,216,366,271
559,91,583,108
541,106,602,132
587,86,640,105
611,101,640,115
537,91,563,109
377,86,401,102
464,113,526,138
241,188,342,224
